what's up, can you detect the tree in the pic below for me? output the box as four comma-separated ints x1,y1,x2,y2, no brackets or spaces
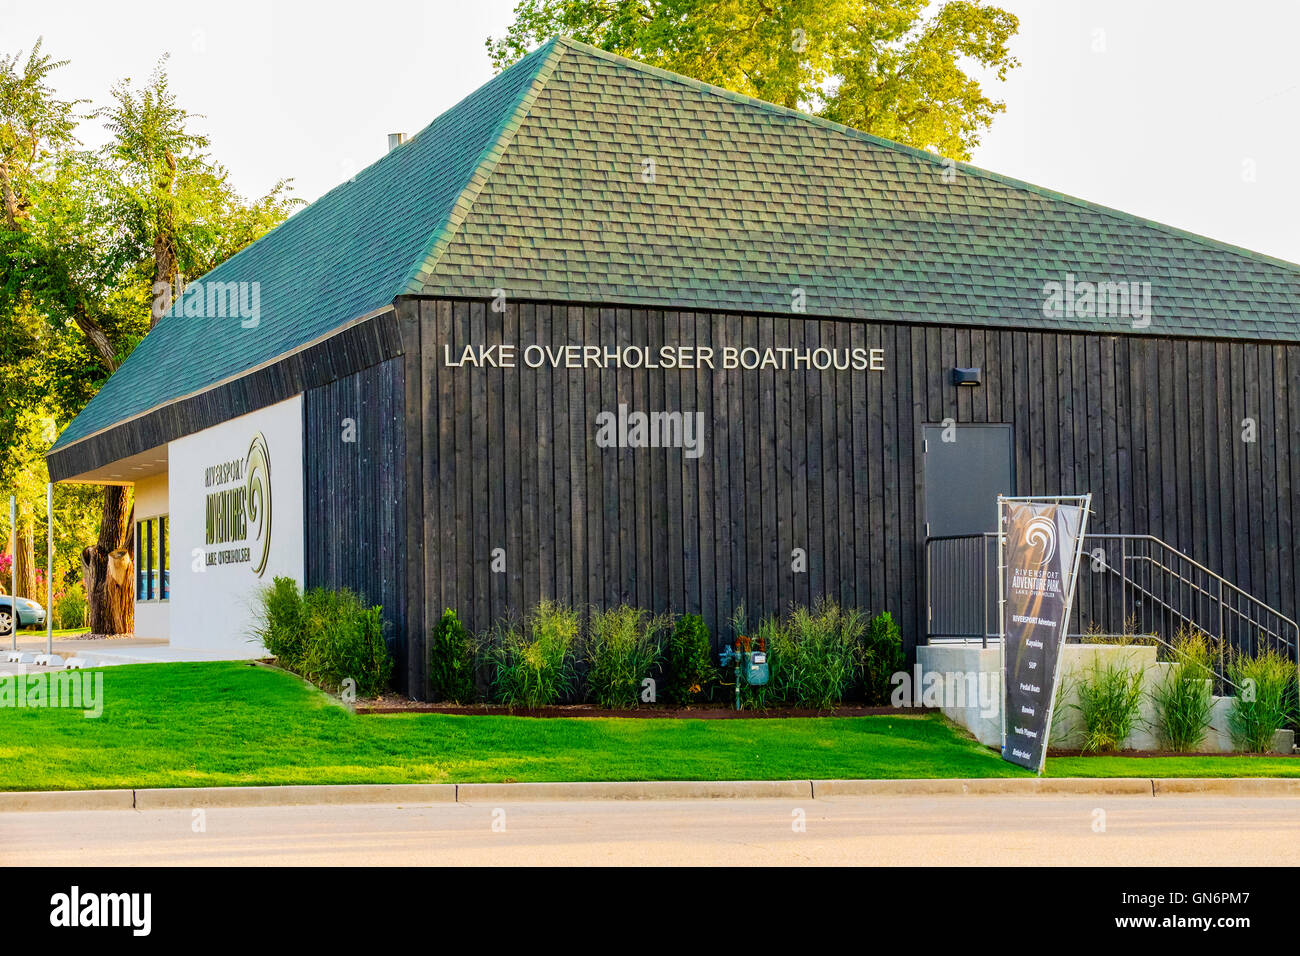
488,0,1020,160
1,40,300,634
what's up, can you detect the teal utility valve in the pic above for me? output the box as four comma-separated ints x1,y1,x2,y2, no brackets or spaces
720,636,770,710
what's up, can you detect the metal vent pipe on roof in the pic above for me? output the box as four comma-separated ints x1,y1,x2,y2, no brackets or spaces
388,133,407,152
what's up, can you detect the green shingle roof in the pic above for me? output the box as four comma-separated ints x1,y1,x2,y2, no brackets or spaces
53,36,1300,453
52,38,562,451
417,40,1300,338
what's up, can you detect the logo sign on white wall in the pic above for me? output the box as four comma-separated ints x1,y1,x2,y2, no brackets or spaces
999,494,1091,774
170,396,303,653
203,432,273,576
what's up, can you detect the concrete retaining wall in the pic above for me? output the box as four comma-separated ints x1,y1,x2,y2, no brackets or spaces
915,644,1002,747
917,642,1295,754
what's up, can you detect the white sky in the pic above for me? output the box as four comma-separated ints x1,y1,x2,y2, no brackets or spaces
5,0,1298,262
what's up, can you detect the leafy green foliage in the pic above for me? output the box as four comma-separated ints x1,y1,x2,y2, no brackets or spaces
863,611,904,704
52,579,87,630
730,600,904,709
429,608,478,704
1073,655,1146,753
489,600,581,708
302,597,391,698
664,613,714,705
585,605,668,708
1228,649,1297,753
0,40,300,598
778,599,866,709
255,577,393,698
1151,628,1215,752
488,0,1020,160
95,56,301,292
256,576,308,670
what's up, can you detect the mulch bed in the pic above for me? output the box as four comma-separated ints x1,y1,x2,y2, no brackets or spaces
354,700,931,718
1047,749,1296,758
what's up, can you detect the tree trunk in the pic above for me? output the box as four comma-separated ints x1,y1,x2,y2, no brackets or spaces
151,149,180,329
83,486,134,636
73,301,120,374
14,513,36,600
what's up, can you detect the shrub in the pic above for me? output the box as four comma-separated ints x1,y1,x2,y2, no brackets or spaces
299,588,393,697
1151,628,1215,752
254,578,393,697
53,582,88,631
586,605,669,708
489,600,580,708
1227,649,1297,753
1073,653,1146,753
665,613,714,705
862,611,904,705
256,576,308,671
779,598,866,709
428,608,477,703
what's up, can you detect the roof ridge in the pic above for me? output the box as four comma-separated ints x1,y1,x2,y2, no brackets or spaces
555,36,1300,277
398,38,567,295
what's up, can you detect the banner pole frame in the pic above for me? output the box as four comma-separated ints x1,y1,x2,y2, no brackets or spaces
45,482,53,657
8,495,14,650
998,493,1092,775
1033,492,1092,776
997,494,1007,759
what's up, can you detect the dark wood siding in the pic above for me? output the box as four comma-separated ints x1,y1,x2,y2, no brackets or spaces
402,297,1300,699
303,355,409,692
49,310,404,482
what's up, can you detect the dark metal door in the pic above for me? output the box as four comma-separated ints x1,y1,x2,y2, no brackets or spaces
923,424,1014,641
922,423,1014,537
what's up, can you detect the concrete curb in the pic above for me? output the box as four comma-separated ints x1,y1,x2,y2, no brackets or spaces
1151,777,1300,796
0,789,135,812
811,777,1157,797
4,777,1300,812
133,784,458,809
456,780,812,802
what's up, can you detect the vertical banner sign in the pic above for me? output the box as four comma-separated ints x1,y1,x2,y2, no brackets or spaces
1000,495,1090,772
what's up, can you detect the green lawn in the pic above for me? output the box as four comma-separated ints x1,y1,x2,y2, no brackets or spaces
0,662,1294,791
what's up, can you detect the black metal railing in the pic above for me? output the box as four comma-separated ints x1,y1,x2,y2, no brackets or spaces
924,533,999,646
924,532,1300,670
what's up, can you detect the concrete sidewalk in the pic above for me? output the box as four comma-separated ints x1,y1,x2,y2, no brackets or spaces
2,634,256,670
3,776,1299,813
6,793,1300,866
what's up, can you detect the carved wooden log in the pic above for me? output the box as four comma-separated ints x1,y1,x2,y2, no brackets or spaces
105,549,134,635
85,486,134,636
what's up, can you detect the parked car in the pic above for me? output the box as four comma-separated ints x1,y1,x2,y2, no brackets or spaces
0,595,46,633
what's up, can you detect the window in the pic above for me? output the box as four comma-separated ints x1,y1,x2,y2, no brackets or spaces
135,515,169,602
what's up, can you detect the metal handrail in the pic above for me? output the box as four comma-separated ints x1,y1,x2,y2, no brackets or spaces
1090,534,1300,631
924,531,1300,667
1113,553,1293,647
1082,554,1292,651
1092,535,1299,653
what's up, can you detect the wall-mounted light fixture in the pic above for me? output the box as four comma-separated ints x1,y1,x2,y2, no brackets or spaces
951,367,982,387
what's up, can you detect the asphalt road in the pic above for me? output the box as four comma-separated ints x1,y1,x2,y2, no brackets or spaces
4,795,1299,865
